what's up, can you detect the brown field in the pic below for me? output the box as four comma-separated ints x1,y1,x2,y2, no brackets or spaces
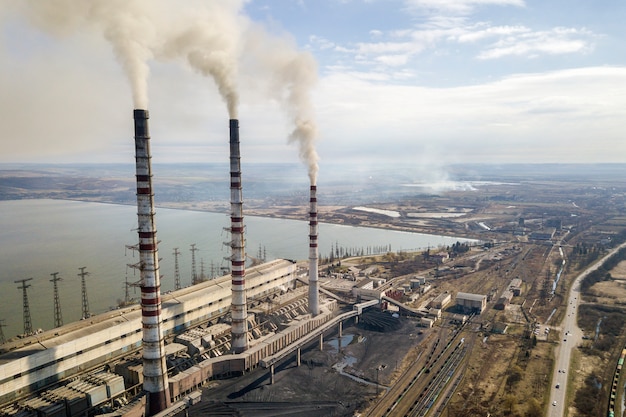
588,261,626,304
610,261,626,278
589,280,626,302
449,332,554,416
566,349,605,417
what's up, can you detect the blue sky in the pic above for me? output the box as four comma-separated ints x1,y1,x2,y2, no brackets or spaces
1,0,625,172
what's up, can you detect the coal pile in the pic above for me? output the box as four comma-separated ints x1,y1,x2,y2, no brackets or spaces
358,309,402,332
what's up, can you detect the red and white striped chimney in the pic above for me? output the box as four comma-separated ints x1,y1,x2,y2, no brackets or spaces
133,109,170,415
309,184,319,315
229,119,248,353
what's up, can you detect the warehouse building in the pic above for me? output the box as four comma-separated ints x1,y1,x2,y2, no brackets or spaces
431,292,452,309
456,292,487,314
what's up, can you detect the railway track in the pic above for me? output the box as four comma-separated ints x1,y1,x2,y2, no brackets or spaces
406,341,466,417
364,318,472,417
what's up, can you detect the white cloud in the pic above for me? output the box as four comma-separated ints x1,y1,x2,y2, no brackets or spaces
456,24,530,43
477,27,594,59
308,34,335,50
375,54,409,66
314,66,626,164
308,4,594,74
354,40,419,55
404,0,525,14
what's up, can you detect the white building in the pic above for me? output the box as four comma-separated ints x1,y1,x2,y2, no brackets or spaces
456,292,487,314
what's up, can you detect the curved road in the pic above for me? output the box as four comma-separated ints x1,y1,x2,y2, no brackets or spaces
549,242,626,416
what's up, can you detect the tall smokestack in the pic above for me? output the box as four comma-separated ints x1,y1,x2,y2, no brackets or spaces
309,185,319,316
133,109,170,415
229,119,248,353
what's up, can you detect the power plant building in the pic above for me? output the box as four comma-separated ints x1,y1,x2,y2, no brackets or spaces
0,260,299,408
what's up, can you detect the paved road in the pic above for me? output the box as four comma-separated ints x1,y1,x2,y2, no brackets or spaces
548,241,626,416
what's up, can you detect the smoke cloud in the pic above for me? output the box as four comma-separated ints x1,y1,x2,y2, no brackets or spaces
16,0,159,109
11,0,319,177
284,54,320,185
156,3,243,118
243,25,320,184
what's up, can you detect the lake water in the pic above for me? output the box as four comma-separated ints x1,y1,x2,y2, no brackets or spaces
0,199,473,340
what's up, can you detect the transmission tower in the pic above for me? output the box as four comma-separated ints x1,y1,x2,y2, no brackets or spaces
210,260,216,280
190,243,198,285
122,267,142,307
78,267,91,319
0,319,6,345
50,272,63,328
124,270,132,305
125,243,139,257
200,258,207,283
15,278,33,335
173,248,182,290
124,243,144,306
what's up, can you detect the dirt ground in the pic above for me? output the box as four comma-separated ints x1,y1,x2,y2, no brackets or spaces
186,318,428,417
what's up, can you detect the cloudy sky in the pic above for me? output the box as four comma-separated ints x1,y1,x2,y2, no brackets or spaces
1,0,625,169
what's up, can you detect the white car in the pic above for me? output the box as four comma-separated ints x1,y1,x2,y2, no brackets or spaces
553,401,557,406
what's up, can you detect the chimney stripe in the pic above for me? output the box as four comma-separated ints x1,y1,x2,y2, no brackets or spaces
133,109,170,415
309,185,319,315
229,119,248,354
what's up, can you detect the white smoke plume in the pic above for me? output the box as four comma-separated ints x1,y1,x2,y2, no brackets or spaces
156,2,244,118
15,0,160,109
10,0,319,176
284,54,320,186
243,24,320,184
15,0,245,116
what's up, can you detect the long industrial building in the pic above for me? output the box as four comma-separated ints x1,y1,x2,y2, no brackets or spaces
0,259,311,409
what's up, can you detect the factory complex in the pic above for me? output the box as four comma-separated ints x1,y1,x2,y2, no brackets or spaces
0,258,346,414
1,256,488,417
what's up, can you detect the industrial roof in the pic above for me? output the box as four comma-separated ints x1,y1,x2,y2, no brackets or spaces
456,292,486,301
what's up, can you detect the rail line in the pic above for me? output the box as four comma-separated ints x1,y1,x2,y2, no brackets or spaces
407,341,466,417
364,316,472,417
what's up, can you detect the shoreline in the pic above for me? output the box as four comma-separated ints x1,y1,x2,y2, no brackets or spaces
51,197,486,242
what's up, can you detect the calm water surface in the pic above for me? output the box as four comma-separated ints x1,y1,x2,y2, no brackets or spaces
0,199,473,339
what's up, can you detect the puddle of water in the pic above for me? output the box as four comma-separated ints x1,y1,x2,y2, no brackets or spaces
333,355,358,371
326,333,356,354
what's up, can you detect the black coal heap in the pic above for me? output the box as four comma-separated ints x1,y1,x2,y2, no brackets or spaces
358,309,402,332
